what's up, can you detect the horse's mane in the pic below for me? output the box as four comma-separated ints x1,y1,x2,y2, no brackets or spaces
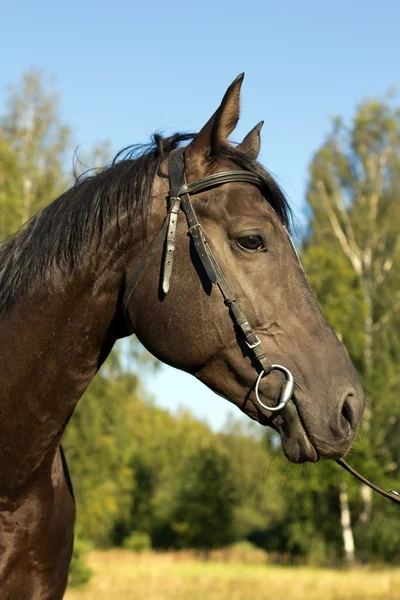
0,133,291,313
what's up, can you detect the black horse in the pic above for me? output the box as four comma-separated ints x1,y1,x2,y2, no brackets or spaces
0,75,364,598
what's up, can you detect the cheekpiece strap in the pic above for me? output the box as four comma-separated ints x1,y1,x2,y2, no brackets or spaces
166,147,271,373
162,197,181,293
180,194,218,284
167,148,218,286
161,148,186,293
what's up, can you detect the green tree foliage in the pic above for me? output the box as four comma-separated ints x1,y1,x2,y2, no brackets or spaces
261,457,346,564
0,71,71,237
0,138,21,238
0,70,111,240
171,443,237,551
112,402,284,553
218,422,285,540
299,95,400,561
131,407,216,547
68,538,93,587
62,370,139,545
302,245,365,367
122,531,151,552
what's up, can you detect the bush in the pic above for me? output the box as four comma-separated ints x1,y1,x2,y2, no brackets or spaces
123,531,152,552
210,540,269,564
68,538,93,587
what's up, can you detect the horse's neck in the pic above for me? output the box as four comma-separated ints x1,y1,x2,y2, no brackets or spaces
0,247,126,496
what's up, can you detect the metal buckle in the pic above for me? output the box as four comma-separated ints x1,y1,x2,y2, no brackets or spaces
168,196,181,211
246,337,261,350
188,223,203,234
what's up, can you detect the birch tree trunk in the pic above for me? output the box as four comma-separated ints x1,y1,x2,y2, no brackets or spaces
339,481,355,564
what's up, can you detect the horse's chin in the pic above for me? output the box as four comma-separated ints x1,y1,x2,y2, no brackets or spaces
243,396,320,464
212,387,319,463
274,400,319,464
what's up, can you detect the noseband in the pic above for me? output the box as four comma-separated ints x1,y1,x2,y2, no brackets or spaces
122,146,399,505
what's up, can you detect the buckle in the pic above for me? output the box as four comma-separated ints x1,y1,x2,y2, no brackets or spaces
169,196,181,210
246,337,261,350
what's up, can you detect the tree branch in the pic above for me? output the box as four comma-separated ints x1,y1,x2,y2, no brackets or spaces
374,237,400,287
316,180,363,277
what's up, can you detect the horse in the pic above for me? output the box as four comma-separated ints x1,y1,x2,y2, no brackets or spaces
0,74,364,598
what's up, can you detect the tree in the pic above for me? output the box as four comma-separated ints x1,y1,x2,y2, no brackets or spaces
171,443,238,552
0,70,71,233
62,370,138,545
307,98,400,390
302,94,400,560
124,404,216,548
0,138,21,239
218,421,285,540
0,70,111,239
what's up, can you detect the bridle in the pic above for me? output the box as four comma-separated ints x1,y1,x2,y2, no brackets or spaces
123,146,294,412
122,146,400,505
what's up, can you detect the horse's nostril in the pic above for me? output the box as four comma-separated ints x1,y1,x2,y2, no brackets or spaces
341,394,355,431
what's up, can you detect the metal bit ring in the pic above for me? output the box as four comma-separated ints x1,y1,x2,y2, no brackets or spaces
255,364,294,412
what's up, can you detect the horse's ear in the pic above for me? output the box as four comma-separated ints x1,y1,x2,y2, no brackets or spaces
236,121,263,160
185,74,244,170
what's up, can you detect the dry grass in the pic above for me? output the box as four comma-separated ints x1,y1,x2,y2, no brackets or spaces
65,550,400,600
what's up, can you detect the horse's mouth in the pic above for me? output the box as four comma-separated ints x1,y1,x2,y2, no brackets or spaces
211,384,319,463
247,394,319,464
272,398,319,464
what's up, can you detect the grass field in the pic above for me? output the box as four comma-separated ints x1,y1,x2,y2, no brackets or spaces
64,550,400,600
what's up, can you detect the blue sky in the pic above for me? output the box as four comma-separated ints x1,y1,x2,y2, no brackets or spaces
2,0,399,429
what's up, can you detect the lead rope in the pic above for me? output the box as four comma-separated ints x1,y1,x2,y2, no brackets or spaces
336,458,400,505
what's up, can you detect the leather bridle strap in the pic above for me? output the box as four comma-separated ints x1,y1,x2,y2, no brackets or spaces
122,147,272,378
337,458,400,505
183,197,272,374
167,147,272,375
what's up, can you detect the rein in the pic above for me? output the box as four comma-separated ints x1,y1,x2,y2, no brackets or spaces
337,459,400,505
122,146,400,506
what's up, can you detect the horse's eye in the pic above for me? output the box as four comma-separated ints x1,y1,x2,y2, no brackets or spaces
237,235,265,251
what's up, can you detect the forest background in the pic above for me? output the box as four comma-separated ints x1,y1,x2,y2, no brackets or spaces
1,69,399,574
1,2,400,588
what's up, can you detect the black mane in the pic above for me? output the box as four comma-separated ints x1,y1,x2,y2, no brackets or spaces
0,133,291,313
